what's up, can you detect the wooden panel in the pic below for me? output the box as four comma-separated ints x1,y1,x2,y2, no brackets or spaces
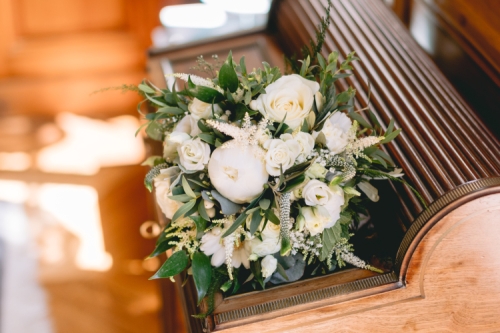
14,0,126,36
0,0,16,76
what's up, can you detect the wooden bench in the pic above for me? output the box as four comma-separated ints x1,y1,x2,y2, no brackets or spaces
147,0,500,331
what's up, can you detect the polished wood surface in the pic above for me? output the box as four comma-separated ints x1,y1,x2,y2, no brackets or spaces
147,0,500,331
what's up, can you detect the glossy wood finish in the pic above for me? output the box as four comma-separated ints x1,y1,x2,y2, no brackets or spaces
147,0,500,331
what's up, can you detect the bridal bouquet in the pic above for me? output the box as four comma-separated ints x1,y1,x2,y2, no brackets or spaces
136,48,404,313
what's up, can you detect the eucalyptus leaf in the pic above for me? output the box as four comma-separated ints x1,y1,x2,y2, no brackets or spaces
150,250,188,279
138,83,155,94
182,176,197,198
171,199,197,222
210,190,242,216
222,189,267,237
249,209,263,235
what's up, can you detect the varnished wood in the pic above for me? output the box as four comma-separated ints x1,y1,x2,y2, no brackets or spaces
147,0,500,331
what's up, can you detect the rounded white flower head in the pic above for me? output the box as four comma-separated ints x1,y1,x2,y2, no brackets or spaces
177,137,211,171
302,180,345,228
208,144,269,204
256,74,320,129
314,111,352,154
302,206,332,236
261,255,278,278
154,166,182,219
188,98,222,120
263,138,301,176
175,114,202,137
281,132,314,163
199,227,251,269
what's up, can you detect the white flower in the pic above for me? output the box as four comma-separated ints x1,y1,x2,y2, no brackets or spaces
200,227,251,268
263,138,301,176
315,91,325,112
177,137,211,171
188,98,221,120
261,255,278,278
154,166,182,219
302,180,344,227
305,163,327,179
163,131,190,161
175,115,201,137
208,144,269,204
256,74,320,129
281,132,314,163
302,206,332,236
248,218,281,257
314,111,352,154
357,181,380,202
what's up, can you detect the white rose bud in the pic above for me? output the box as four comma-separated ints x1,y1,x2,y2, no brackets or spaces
305,163,327,179
302,180,344,228
154,166,183,220
177,137,211,171
281,132,314,163
208,143,269,204
261,255,278,278
175,114,201,137
256,74,320,129
188,98,221,120
302,206,332,236
264,138,301,176
314,91,325,112
163,131,190,161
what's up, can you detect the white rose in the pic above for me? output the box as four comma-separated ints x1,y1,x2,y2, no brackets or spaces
302,206,332,236
281,132,314,163
264,138,301,176
302,180,344,227
256,74,320,129
163,131,190,161
305,163,327,179
314,111,352,154
249,219,281,257
154,166,182,219
188,98,221,120
261,255,278,278
208,144,269,204
177,137,211,171
175,115,201,137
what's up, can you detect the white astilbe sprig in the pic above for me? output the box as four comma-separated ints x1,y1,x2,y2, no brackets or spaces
163,217,199,256
206,113,270,151
329,238,382,273
169,73,224,94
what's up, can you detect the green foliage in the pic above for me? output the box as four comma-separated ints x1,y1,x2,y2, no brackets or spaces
144,163,170,192
192,252,212,305
150,250,188,279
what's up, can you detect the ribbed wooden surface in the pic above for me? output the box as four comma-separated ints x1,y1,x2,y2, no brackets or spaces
271,0,500,224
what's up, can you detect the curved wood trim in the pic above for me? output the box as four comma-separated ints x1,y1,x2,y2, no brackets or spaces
396,176,500,279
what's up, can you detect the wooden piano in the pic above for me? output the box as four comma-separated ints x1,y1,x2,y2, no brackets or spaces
147,0,500,331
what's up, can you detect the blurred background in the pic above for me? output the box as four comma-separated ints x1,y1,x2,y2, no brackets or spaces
0,0,499,332
0,0,272,332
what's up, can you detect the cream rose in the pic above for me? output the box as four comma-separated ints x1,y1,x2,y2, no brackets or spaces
302,206,332,236
314,111,352,154
281,132,314,163
175,114,201,137
264,138,301,176
249,218,281,257
305,163,327,179
302,180,344,227
163,131,190,161
208,144,269,204
177,137,211,171
188,98,221,120
154,166,182,220
256,74,320,129
261,255,278,278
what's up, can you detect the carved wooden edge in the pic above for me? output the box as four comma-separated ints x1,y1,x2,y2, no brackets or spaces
206,177,500,330
395,176,500,278
211,271,400,328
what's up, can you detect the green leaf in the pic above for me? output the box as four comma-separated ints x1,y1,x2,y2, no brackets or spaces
150,250,188,279
282,173,306,192
192,252,212,305
348,111,372,129
182,176,196,198
138,83,155,94
197,133,215,145
157,106,185,115
233,103,256,121
190,216,207,239
386,118,395,135
191,86,225,104
320,221,343,261
249,209,263,235
219,63,239,93
250,260,264,289
171,199,197,222
266,209,280,225
259,199,271,210
317,52,326,70
148,238,175,258
168,194,194,203
380,128,401,143
240,56,247,76
145,121,163,141
222,189,267,237
198,200,210,221
197,119,212,132
220,279,233,292
210,190,242,215
276,263,289,281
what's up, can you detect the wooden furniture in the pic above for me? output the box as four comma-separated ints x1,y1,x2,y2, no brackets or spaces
147,0,500,332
